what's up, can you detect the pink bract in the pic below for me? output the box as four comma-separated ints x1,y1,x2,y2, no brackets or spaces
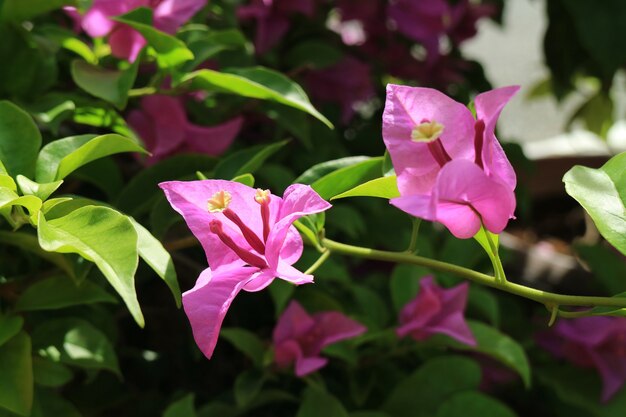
536,316,626,402
397,276,475,346
160,180,331,359
273,301,366,376
66,0,206,61
383,84,519,238
127,95,242,164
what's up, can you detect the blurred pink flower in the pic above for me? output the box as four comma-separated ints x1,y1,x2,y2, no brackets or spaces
237,0,315,54
160,180,331,359
66,0,206,61
128,95,242,164
537,316,626,402
273,300,366,376
383,84,519,238
306,57,375,124
397,276,475,346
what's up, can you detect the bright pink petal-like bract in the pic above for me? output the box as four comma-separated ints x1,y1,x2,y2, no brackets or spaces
160,180,331,359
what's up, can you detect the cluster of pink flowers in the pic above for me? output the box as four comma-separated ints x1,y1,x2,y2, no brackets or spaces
65,0,207,62
383,84,519,238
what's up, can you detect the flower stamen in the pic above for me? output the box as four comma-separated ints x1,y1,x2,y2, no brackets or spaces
209,220,267,268
255,189,271,242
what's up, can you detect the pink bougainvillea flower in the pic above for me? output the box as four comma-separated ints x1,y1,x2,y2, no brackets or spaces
397,276,476,346
160,180,331,359
383,84,519,238
237,0,315,54
273,300,366,376
306,57,375,124
537,316,626,402
66,0,206,61
128,95,242,163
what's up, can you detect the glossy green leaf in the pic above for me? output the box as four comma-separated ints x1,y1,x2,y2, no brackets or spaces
71,59,139,109
0,173,16,191
16,176,62,201
0,188,42,225
0,0,72,21
115,8,194,68
164,394,196,417
0,101,41,178
312,157,383,200
220,328,266,366
130,218,181,308
454,321,531,388
32,357,73,388
117,154,216,216
31,318,120,375
37,206,143,327
36,134,146,183
436,391,517,417
296,387,349,417
563,151,626,255
0,332,33,416
231,173,255,187
234,369,265,407
15,275,116,312
0,315,23,348
214,140,287,180
382,356,481,417
332,175,399,200
295,156,371,185
183,67,333,128
260,102,311,148
183,29,246,71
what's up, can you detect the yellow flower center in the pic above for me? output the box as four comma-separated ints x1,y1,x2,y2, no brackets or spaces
207,190,232,213
411,120,444,143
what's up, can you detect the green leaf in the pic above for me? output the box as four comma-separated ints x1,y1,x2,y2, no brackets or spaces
231,173,255,187
0,101,42,178
37,206,143,327
351,413,391,417
467,286,500,326
0,173,16,191
285,41,343,70
0,315,23,348
568,91,614,139
214,140,287,180
382,356,481,417
295,156,371,185
454,321,531,388
114,8,194,68
32,357,73,388
164,394,196,417
72,157,124,200
0,0,73,21
183,29,246,71
129,218,181,308
332,176,399,200
0,188,43,225
436,391,517,417
563,151,626,256
36,133,146,183
183,67,333,128
117,154,216,216
296,387,349,417
71,59,139,109
268,279,295,317
31,318,120,375
234,369,265,408
29,388,82,417
220,328,266,366
36,25,97,64
16,176,62,201
0,332,33,416
312,157,383,200
260,102,311,149
15,275,116,312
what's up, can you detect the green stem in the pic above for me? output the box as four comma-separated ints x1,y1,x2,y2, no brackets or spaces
320,238,626,309
406,218,421,253
485,231,506,283
304,250,331,275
